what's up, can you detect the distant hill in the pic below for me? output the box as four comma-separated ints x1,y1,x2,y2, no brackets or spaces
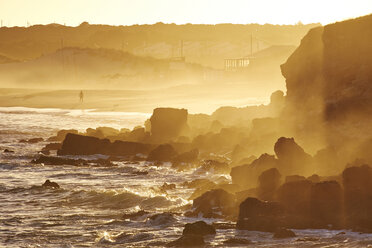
0,47,208,89
0,22,320,69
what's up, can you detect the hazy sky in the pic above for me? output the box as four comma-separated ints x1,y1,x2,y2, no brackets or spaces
0,0,371,27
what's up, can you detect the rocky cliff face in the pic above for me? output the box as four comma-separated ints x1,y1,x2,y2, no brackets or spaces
281,14,372,152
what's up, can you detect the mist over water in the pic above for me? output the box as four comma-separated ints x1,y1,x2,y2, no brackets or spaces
0,108,371,247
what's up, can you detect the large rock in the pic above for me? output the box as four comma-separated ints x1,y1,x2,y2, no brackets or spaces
192,189,237,218
167,234,204,247
342,165,372,231
237,197,286,232
182,221,216,236
48,129,78,141
172,149,199,164
147,144,178,162
257,168,281,201
230,153,278,189
58,133,154,156
274,137,313,176
277,180,313,220
150,108,188,142
42,179,60,189
310,180,343,228
281,15,372,151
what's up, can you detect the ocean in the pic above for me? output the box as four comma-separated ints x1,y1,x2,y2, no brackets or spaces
0,107,371,247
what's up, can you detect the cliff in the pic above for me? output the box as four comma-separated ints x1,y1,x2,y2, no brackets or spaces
281,14,372,152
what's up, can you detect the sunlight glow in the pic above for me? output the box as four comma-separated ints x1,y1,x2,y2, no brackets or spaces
0,0,371,27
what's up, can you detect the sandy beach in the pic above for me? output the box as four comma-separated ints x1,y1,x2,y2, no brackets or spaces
0,84,271,114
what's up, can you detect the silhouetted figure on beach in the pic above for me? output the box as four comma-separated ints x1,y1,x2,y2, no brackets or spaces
79,90,84,103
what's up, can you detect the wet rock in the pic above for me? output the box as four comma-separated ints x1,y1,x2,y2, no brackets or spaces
58,133,154,156
231,153,278,189
48,129,78,141
223,237,252,244
122,210,148,220
273,228,296,238
19,137,44,143
192,189,237,218
150,108,188,143
86,126,120,139
342,165,372,230
200,159,229,174
237,197,286,232
147,144,178,162
42,143,62,151
3,149,14,153
132,170,148,176
167,234,204,247
148,213,177,226
183,221,216,236
40,150,50,155
172,149,199,164
277,179,313,219
42,179,60,189
274,137,313,176
160,183,176,192
257,168,281,201
310,181,343,228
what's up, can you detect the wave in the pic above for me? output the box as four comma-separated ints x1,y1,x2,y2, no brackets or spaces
64,189,181,210
0,106,151,117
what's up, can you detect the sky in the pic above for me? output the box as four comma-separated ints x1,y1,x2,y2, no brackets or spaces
0,0,371,27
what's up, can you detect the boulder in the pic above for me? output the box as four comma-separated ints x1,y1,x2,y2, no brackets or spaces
150,108,188,142
58,133,154,156
277,179,313,218
192,189,237,218
147,213,177,226
182,221,216,236
172,149,199,164
147,144,178,162
257,168,281,201
48,129,78,141
20,137,44,143
42,179,60,189
274,137,313,176
3,149,14,153
237,197,286,232
167,234,204,247
273,228,296,238
122,210,148,220
310,181,343,228
160,183,176,193
342,165,372,230
230,153,278,189
86,126,120,139
42,143,62,151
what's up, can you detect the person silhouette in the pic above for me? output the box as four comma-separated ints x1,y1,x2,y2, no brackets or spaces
79,90,84,103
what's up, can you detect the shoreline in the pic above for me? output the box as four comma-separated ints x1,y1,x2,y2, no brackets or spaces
0,87,271,114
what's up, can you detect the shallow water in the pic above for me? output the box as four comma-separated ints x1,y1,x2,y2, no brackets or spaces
1,107,372,247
